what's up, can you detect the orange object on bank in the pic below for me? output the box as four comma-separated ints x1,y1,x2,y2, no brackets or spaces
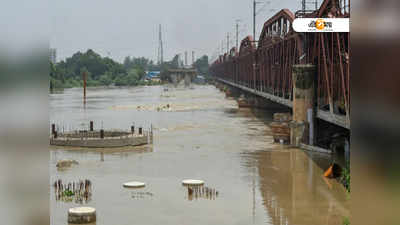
324,165,334,178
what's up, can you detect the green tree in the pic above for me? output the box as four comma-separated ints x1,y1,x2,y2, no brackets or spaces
193,55,209,75
99,72,113,86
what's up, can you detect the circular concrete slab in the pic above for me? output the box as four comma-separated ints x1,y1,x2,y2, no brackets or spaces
182,179,204,186
123,181,146,188
69,207,96,214
68,207,96,224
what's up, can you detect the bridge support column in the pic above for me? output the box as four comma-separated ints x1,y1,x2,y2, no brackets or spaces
225,86,241,98
290,64,316,147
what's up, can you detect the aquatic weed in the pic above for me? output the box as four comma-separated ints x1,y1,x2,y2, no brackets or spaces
343,216,350,225
341,162,350,192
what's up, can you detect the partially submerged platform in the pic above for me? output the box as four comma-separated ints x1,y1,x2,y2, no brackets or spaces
50,127,153,148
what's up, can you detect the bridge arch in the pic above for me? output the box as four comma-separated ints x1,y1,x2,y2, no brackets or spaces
236,36,256,87
239,36,256,56
304,0,350,119
256,9,303,99
258,9,295,48
229,47,238,58
317,0,350,17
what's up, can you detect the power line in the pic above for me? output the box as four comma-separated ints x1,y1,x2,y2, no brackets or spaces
253,1,271,42
227,32,230,54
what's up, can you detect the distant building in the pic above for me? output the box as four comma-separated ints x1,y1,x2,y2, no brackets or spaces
145,71,161,82
50,48,57,64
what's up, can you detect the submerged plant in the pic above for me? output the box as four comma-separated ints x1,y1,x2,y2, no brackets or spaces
343,216,350,225
341,162,350,192
63,190,75,197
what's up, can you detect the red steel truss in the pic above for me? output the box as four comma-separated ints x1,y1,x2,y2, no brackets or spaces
210,0,350,121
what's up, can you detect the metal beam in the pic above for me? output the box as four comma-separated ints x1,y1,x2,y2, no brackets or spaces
316,109,350,129
217,78,293,108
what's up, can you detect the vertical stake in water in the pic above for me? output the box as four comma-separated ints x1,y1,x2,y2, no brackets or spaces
83,71,87,105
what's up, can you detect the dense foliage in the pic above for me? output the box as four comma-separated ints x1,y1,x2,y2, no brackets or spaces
193,55,209,75
50,49,158,89
50,49,209,89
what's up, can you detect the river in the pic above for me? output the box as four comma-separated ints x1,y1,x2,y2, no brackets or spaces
50,85,349,225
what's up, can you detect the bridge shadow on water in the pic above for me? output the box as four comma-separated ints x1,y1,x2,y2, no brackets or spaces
239,103,346,170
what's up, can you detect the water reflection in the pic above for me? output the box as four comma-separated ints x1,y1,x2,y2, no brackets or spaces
252,149,349,225
131,192,154,199
185,186,219,201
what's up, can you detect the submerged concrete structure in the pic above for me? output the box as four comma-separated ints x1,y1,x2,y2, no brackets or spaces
163,68,197,87
50,123,153,148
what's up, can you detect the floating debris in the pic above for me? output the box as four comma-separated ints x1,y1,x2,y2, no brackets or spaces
56,159,79,168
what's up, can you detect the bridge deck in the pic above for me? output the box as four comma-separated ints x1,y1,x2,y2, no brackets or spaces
217,78,350,129
218,78,293,108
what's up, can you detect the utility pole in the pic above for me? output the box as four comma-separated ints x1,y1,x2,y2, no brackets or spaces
221,40,224,55
253,0,256,41
301,0,318,13
253,0,265,43
235,19,241,50
227,33,230,54
158,24,164,65
185,51,188,66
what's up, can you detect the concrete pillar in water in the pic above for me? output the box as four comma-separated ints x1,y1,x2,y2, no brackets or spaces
83,71,87,105
290,64,316,147
100,129,104,139
68,207,96,224
150,124,153,144
131,126,135,134
51,124,56,135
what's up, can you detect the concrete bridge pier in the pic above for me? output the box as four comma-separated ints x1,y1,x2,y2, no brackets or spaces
237,93,289,110
170,74,179,87
215,81,290,110
225,86,241,98
215,82,224,92
184,74,192,87
290,64,316,147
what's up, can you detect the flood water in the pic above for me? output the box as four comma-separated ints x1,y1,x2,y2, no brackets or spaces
50,85,349,225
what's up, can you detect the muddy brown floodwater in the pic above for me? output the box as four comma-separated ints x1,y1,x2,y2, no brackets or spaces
50,85,349,225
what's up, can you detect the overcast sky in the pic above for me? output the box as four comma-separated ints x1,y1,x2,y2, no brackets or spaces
50,0,308,63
